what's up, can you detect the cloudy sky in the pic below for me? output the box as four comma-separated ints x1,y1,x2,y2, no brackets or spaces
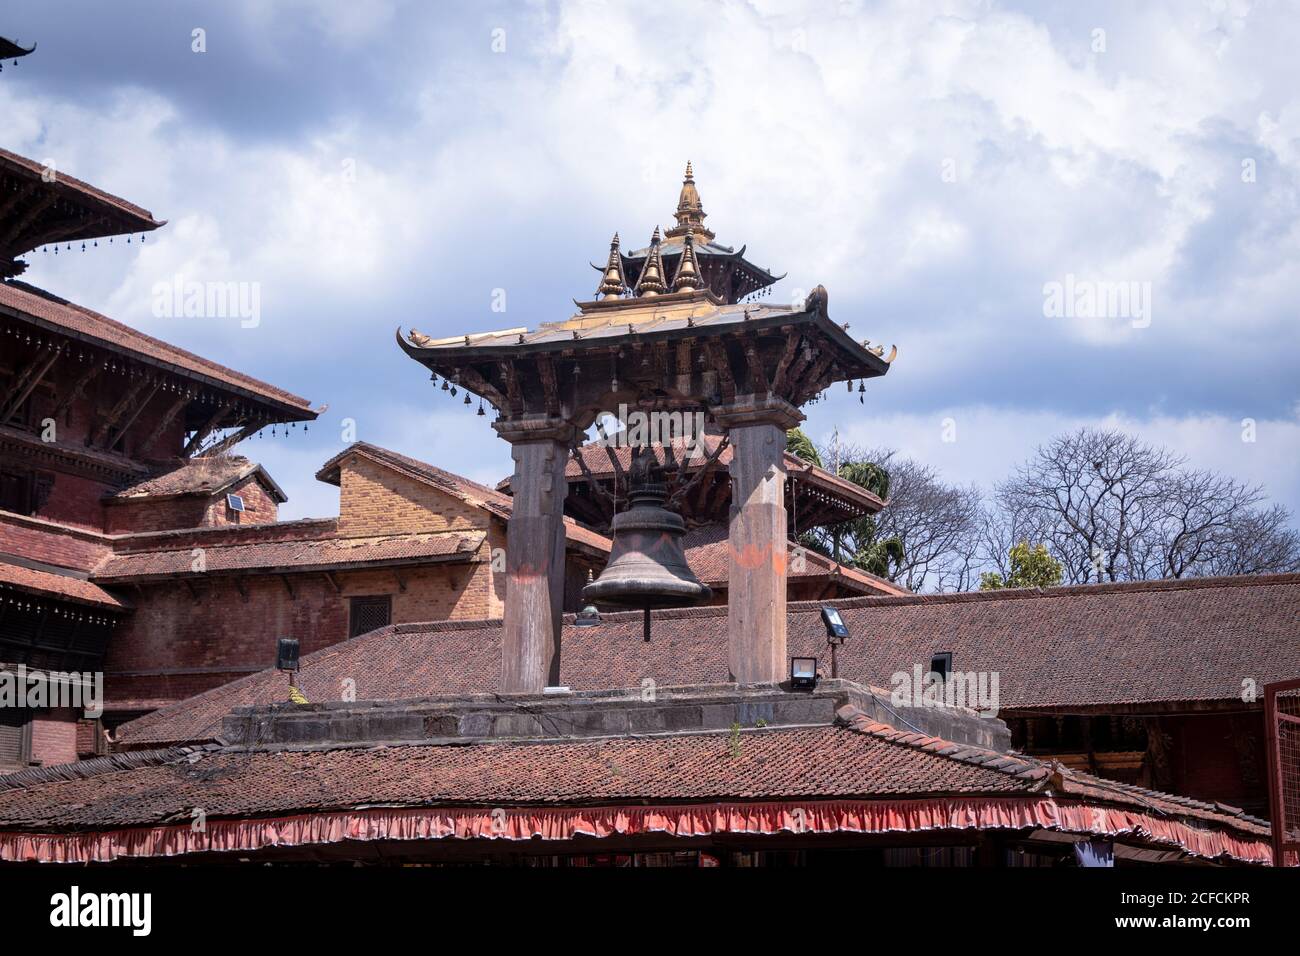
3,0,1298,521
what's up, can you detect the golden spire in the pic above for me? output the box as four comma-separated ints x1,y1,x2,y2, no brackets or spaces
672,228,703,292
634,226,667,296
665,161,714,241
596,232,627,298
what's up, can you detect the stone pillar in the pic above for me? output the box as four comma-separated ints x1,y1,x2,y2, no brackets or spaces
714,396,804,684
494,417,573,693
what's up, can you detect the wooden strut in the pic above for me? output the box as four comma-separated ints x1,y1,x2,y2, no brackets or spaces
200,421,258,458
90,375,155,448
138,392,191,456
666,434,730,510
101,378,162,449
182,402,235,457
0,193,57,248
0,183,38,223
0,346,60,423
49,361,101,423
570,444,618,516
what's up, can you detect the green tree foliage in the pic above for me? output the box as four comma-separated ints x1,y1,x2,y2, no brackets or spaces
979,541,1063,590
787,431,905,580
786,428,822,468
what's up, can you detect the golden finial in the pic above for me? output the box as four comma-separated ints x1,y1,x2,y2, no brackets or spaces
596,232,627,298
666,162,713,241
672,228,703,292
635,226,667,296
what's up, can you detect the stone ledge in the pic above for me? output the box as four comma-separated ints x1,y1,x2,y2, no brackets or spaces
221,680,1009,752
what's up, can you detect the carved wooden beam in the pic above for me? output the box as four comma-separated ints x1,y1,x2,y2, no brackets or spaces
0,193,57,248
537,354,560,416
457,365,507,411
498,360,524,417
769,326,800,395
137,392,191,457
90,375,155,447
0,346,60,423
182,402,235,457
101,378,162,449
793,354,836,405
703,340,736,402
0,183,37,223
29,215,110,248
50,361,101,422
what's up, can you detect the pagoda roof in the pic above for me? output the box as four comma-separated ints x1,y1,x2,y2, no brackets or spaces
401,297,884,367
0,147,164,278
0,280,317,422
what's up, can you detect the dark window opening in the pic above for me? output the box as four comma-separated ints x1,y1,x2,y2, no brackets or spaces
0,708,31,769
349,595,392,638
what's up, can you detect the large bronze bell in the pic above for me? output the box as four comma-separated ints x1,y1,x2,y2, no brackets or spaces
583,447,711,637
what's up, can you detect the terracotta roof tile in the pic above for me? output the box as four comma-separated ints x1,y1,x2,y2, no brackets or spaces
106,456,285,503
683,524,908,596
0,725,1038,831
115,573,1300,746
0,560,129,610
94,531,484,581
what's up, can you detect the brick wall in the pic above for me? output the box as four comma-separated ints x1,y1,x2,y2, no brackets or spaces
337,456,490,536
101,557,499,708
28,708,80,767
201,473,279,527
0,512,113,571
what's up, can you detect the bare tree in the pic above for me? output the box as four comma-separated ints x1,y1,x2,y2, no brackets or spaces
996,427,1299,583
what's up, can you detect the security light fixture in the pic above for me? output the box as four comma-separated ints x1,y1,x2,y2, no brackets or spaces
790,656,818,690
276,637,300,672
821,606,849,644
930,652,953,682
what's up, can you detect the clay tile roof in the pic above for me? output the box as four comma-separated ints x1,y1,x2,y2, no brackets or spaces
682,524,908,596
0,147,163,231
93,531,484,582
316,442,611,554
106,456,286,504
114,573,1300,747
0,281,315,417
0,725,1039,832
0,559,129,610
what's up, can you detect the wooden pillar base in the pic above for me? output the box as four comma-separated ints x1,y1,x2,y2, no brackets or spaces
715,396,804,684
494,417,574,694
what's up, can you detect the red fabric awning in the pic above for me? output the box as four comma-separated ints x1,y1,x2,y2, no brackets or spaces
0,796,1271,865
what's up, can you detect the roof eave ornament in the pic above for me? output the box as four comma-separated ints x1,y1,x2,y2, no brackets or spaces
671,228,703,293
596,232,628,299
633,226,667,297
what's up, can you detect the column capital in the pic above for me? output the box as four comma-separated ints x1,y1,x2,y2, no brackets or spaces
712,394,804,431
493,415,578,445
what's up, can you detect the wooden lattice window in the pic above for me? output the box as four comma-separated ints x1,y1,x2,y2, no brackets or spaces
348,595,392,638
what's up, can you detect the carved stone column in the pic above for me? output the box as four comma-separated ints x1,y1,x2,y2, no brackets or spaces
493,416,574,693
714,395,804,684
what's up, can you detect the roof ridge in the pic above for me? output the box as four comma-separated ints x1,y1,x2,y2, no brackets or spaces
0,745,214,791
790,572,1300,611
834,704,1052,785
